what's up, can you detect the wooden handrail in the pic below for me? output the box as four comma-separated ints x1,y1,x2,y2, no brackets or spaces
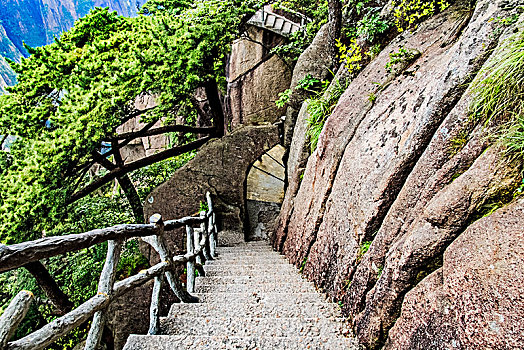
0,192,219,350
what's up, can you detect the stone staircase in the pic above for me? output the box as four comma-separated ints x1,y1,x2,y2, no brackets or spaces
124,241,360,349
247,8,306,37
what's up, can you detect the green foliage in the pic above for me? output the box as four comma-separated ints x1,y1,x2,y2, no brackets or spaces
306,78,347,152
275,88,293,107
392,0,450,32
356,241,372,263
130,152,195,201
0,0,259,244
385,47,419,73
336,39,363,75
275,74,326,108
356,11,390,43
270,0,329,62
368,92,377,104
470,29,524,161
199,200,209,213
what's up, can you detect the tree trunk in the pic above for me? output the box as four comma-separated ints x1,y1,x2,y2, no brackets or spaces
24,261,73,315
113,143,145,223
204,79,225,137
328,0,343,69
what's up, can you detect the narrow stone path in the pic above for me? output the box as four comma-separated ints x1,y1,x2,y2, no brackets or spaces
124,241,359,349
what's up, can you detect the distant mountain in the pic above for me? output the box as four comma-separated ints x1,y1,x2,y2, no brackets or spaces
0,0,141,92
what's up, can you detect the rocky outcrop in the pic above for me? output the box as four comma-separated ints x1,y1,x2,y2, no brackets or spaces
273,0,524,348
386,198,524,349
144,125,280,248
282,24,332,148
226,26,291,130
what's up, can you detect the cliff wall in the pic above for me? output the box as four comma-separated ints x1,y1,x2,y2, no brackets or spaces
273,0,524,348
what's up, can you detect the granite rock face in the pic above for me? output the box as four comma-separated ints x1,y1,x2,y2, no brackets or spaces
273,0,524,348
226,26,291,130
144,125,280,249
386,199,524,349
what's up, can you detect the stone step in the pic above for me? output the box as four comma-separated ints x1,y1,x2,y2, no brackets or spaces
195,282,317,294
124,334,360,350
160,316,351,338
215,251,283,259
203,264,298,277
168,301,340,319
195,275,307,286
194,292,331,305
216,246,275,253
206,256,288,265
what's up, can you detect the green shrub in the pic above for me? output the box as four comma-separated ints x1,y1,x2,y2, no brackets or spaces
356,11,390,42
392,0,450,32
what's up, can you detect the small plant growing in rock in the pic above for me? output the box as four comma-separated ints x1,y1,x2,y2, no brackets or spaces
385,47,419,73
368,92,377,104
299,256,308,273
199,201,209,212
356,241,372,263
275,88,293,107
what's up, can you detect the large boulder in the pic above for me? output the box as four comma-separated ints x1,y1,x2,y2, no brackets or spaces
386,199,524,349
144,125,280,248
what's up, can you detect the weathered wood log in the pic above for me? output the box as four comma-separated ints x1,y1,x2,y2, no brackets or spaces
148,275,163,335
0,291,33,350
186,226,196,293
23,261,73,315
8,294,109,350
194,229,203,266
164,216,206,231
143,215,199,303
200,212,212,261
8,262,169,350
0,225,159,273
206,193,217,259
84,240,123,350
113,262,169,298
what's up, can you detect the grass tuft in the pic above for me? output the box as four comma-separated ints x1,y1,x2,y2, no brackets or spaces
470,29,524,160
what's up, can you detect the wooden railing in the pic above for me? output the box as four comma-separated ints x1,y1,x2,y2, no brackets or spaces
0,192,218,350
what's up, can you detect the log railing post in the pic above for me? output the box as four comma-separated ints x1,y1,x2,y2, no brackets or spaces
206,192,217,259
200,211,212,261
148,275,163,335
84,239,123,350
0,290,33,350
143,214,198,303
186,225,195,293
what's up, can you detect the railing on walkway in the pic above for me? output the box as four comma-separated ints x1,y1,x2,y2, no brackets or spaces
0,192,218,350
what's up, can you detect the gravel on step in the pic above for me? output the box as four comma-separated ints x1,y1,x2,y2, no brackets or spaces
160,316,351,338
194,292,331,304
195,282,318,293
123,334,361,350
168,301,341,319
